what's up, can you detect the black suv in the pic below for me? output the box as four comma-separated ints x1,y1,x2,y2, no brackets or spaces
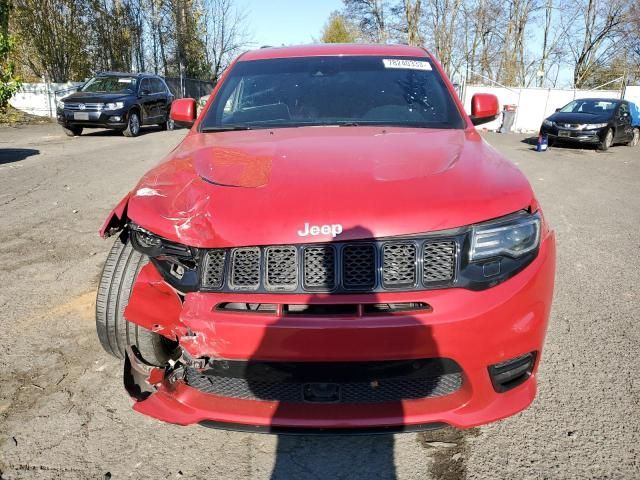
57,72,175,137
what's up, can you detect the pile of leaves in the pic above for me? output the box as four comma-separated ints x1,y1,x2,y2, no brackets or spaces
0,105,51,126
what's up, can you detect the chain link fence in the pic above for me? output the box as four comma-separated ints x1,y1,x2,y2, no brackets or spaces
163,77,215,100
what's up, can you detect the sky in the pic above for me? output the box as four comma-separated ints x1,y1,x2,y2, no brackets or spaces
237,0,343,47
235,0,577,87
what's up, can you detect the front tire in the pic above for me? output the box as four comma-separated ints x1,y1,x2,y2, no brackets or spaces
96,238,177,366
598,128,614,151
62,126,83,137
627,128,639,147
160,117,174,131
123,111,141,137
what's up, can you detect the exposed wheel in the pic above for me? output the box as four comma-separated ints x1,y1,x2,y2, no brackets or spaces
62,126,83,137
160,117,174,131
123,111,141,137
627,128,639,147
598,128,613,151
96,237,178,366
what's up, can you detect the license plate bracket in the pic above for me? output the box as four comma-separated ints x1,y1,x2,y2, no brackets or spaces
558,130,570,137
73,112,89,121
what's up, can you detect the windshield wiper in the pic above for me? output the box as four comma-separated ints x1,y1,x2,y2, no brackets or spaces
201,125,254,132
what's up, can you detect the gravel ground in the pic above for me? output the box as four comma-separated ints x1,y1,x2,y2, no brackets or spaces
0,123,638,479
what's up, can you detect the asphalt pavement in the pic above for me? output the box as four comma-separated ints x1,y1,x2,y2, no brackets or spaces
0,123,638,479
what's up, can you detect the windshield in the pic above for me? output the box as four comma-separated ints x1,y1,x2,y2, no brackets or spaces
200,56,465,130
559,99,618,116
81,76,137,94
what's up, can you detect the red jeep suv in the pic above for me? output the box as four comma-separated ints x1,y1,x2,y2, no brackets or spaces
97,44,555,433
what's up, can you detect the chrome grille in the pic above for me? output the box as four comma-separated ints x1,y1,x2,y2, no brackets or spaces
265,247,298,291
63,102,104,111
303,246,336,290
202,250,226,289
201,237,457,293
423,241,456,283
382,243,417,288
230,248,261,289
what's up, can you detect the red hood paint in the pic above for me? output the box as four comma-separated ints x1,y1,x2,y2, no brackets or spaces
126,126,534,248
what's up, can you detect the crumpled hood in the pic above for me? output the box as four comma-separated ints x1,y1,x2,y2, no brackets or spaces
127,127,534,247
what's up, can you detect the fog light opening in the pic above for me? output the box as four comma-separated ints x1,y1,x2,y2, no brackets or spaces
488,352,537,393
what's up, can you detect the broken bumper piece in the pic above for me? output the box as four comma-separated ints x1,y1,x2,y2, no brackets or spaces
123,235,555,431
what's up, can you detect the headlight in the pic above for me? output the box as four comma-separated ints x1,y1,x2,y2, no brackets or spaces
104,102,125,110
134,229,162,249
128,224,200,292
470,213,541,261
542,119,553,127
57,100,65,110
584,123,607,129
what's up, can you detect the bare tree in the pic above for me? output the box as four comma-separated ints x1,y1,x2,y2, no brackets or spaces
343,0,389,43
562,0,629,87
202,0,250,82
422,0,463,77
403,0,422,46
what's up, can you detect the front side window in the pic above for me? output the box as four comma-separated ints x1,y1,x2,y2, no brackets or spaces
151,78,166,94
139,78,151,94
81,76,137,93
201,56,465,130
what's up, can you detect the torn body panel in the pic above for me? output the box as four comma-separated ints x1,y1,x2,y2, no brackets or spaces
100,192,131,238
124,262,186,340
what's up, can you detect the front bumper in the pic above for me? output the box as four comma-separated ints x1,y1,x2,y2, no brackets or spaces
57,109,128,129
124,231,556,431
540,124,604,144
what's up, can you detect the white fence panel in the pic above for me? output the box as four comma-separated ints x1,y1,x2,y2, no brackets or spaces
9,82,81,117
624,86,640,106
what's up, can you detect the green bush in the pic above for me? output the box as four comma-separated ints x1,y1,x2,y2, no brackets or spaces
0,32,20,113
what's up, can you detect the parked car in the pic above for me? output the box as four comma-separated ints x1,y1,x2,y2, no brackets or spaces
539,98,639,150
57,72,174,137
97,44,555,433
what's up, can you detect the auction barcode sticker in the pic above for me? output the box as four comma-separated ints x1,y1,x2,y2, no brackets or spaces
382,59,432,71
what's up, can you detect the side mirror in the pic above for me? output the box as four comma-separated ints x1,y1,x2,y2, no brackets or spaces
170,98,197,128
470,93,500,126
140,89,151,96
555,108,561,112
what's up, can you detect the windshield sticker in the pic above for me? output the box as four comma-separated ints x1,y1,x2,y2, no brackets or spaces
118,78,132,83
382,59,432,71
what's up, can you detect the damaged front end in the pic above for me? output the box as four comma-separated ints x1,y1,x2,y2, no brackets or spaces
100,197,220,410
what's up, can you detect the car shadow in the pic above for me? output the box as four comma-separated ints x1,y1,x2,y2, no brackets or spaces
81,126,165,137
243,226,443,479
0,148,40,165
